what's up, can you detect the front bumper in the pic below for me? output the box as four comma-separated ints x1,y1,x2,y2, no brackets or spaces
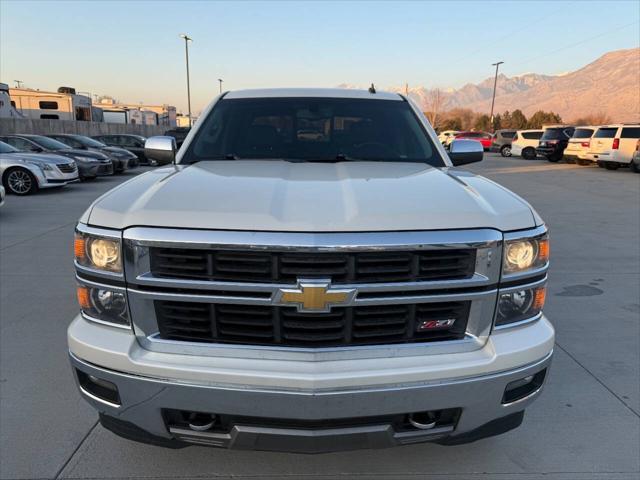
36,167,79,188
69,315,554,452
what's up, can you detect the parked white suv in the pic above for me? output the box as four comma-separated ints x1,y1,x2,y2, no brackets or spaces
68,88,553,453
583,124,640,170
510,129,544,160
564,126,596,165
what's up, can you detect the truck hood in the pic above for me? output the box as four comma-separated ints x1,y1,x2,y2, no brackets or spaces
85,161,540,232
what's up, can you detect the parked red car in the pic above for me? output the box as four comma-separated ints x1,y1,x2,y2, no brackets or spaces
453,131,493,150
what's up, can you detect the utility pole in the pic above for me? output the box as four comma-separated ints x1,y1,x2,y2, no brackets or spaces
489,61,503,132
218,78,223,94
179,34,193,127
405,82,409,97
14,80,23,88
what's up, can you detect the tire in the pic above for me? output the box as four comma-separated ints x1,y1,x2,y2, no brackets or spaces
630,159,640,173
604,162,619,170
565,156,576,164
3,167,38,196
546,154,560,163
597,161,605,168
500,145,512,157
522,147,536,160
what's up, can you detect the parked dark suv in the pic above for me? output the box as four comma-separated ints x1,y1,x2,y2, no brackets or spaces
536,126,575,162
164,127,191,148
93,134,154,165
489,129,517,157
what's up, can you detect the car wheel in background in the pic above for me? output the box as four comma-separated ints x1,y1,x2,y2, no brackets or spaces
522,147,536,160
597,161,605,168
603,162,619,170
546,154,561,162
500,145,512,157
630,160,640,173
3,168,38,196
565,156,575,164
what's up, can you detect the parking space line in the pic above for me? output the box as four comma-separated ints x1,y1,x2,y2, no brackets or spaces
53,420,99,480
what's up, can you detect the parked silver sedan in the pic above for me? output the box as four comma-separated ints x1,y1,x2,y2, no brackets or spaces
0,141,79,195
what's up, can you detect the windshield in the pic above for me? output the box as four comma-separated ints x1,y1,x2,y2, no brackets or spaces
541,128,569,140
73,136,107,148
572,128,594,139
30,136,71,150
0,141,19,153
182,97,443,166
594,127,617,138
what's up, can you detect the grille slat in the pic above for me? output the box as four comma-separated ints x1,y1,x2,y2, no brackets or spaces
155,301,470,347
150,248,476,284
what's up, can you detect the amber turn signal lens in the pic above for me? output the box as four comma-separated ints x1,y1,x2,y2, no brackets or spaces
533,286,547,311
77,286,91,310
538,239,550,263
74,235,86,260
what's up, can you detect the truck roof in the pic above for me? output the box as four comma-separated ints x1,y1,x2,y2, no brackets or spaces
224,88,403,101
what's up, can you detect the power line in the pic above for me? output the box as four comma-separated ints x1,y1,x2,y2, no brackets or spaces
510,21,639,69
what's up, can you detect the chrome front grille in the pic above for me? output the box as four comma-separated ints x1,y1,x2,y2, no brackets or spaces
155,300,470,347
149,248,476,284
124,227,502,358
57,163,77,173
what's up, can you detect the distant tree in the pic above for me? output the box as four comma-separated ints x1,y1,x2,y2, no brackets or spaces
439,117,462,131
492,113,502,130
424,88,443,128
501,110,512,128
474,114,492,131
571,112,611,125
527,110,563,129
510,109,528,129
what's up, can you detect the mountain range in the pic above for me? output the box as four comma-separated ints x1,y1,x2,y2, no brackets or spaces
340,48,640,122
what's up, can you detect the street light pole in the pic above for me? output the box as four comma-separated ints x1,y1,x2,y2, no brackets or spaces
218,78,223,94
179,34,193,127
489,61,503,132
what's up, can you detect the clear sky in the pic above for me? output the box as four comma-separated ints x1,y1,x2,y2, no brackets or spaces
1,0,638,114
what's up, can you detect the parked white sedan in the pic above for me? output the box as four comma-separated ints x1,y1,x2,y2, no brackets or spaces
0,140,79,195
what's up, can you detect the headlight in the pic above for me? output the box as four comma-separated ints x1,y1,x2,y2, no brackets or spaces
26,160,53,171
503,232,549,276
77,281,129,327
496,284,546,327
75,229,122,273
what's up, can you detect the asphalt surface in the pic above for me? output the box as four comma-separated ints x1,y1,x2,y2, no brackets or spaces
1,154,639,480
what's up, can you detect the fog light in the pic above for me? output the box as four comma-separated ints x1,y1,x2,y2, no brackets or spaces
503,369,547,404
77,369,120,406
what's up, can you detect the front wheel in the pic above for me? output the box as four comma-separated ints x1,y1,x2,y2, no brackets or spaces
546,154,561,163
522,147,536,160
500,145,512,157
630,159,640,173
4,168,38,195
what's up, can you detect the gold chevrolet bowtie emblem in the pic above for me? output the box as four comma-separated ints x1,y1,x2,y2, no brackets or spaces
275,279,357,313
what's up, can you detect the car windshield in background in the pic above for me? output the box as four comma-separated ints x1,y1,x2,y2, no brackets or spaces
0,141,19,154
30,136,71,150
572,128,594,139
183,97,443,166
593,127,617,138
541,128,568,140
74,136,107,148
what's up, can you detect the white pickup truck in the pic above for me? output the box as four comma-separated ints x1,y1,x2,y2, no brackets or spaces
69,88,554,453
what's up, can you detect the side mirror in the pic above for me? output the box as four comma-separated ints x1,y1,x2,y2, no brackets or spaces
144,136,176,165
448,139,483,166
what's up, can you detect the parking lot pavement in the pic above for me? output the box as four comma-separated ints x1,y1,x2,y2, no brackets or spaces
0,156,638,480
